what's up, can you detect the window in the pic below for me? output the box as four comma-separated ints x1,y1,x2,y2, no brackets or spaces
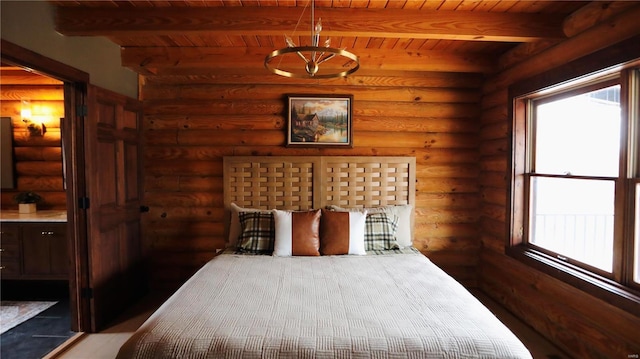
509,49,640,314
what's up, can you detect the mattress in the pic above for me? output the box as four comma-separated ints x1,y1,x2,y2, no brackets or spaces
116,250,532,358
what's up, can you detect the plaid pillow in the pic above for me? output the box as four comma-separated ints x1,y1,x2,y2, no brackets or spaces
237,211,275,254
364,212,399,250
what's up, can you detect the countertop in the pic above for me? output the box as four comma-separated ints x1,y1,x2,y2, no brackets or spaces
0,210,67,223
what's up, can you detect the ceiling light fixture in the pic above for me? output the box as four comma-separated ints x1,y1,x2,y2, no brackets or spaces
264,0,359,79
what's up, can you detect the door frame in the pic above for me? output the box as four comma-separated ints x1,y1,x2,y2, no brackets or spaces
1,39,90,331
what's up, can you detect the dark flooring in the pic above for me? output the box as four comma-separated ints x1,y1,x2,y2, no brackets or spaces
1,280,75,359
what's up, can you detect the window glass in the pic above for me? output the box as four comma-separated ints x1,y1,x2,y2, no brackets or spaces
534,85,621,177
529,176,614,272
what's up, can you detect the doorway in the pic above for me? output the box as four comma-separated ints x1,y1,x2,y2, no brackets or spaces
1,39,147,334
0,39,90,333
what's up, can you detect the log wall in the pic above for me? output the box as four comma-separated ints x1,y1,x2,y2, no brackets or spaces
0,71,66,210
141,72,483,290
478,7,640,358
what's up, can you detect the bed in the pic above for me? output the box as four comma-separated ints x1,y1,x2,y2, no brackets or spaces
116,156,532,359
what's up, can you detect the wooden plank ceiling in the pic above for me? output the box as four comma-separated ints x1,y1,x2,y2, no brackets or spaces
50,0,597,79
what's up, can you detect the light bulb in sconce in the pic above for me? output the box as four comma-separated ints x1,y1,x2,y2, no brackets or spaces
20,98,45,137
21,98,32,123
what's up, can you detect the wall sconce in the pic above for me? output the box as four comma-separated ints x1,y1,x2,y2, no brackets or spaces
20,98,45,137
21,98,32,123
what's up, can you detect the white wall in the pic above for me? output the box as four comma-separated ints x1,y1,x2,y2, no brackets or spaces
1,1,138,98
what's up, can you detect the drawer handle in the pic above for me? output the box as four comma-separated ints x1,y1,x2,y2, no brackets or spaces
0,266,5,270
0,248,4,252
41,231,55,235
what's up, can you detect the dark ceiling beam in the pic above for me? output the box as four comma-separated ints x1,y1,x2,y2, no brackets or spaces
55,7,566,43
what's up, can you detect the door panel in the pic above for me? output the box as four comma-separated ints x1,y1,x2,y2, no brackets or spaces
85,85,145,332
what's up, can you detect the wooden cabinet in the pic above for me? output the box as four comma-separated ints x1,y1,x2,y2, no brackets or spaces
0,222,68,280
0,223,21,276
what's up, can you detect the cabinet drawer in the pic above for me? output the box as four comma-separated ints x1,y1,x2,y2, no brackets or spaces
0,259,20,275
1,224,20,241
1,241,20,259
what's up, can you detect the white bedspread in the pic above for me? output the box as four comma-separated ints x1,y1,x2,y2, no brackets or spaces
117,251,532,358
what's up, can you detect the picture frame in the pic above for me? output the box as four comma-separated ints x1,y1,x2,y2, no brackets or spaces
286,94,353,148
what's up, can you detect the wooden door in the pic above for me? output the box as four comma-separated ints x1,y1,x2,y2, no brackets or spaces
84,84,145,332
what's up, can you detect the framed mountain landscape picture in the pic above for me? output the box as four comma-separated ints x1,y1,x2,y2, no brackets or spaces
286,94,353,148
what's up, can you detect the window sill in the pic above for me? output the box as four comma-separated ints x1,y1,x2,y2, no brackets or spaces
507,245,640,317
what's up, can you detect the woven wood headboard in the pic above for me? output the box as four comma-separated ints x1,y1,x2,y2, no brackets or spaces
223,156,416,245
223,156,416,210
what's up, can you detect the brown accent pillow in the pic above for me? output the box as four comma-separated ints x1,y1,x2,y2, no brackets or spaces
273,209,321,256
291,210,321,256
320,209,367,255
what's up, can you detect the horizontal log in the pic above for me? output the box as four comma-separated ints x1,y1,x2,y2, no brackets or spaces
146,220,222,238
1,101,65,124
480,187,507,207
479,216,506,240
145,115,284,131
13,131,62,147
144,145,233,160
356,132,478,149
478,171,507,188
480,203,507,223
178,129,284,147
143,83,481,104
15,161,63,176
147,129,481,149
479,138,509,156
416,192,479,209
143,72,484,88
417,178,479,194
144,98,480,119
14,147,62,161
480,155,507,173
480,234,506,254
479,105,508,127
415,207,479,225
479,121,509,142
0,86,64,101
17,176,65,191
354,117,479,134
145,159,223,176
144,192,224,207
145,176,223,192
146,207,225,222
417,236,480,254
151,235,226,252
145,115,479,133
0,69,63,85
416,164,478,179
415,223,477,238
123,46,494,75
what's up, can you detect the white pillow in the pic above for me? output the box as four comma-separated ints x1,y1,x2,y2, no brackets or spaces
327,204,413,248
273,209,322,257
228,203,270,248
320,209,367,255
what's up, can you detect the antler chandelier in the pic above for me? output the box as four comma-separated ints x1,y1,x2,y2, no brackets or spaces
264,0,360,79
